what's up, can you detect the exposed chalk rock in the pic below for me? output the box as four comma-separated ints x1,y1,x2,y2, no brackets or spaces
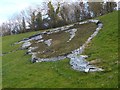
31,53,37,63
66,24,74,28
35,56,66,62
27,47,38,54
37,39,44,43
79,21,88,25
33,35,42,40
66,29,77,42
88,20,99,23
22,41,31,49
80,55,88,59
44,39,52,46
69,55,103,72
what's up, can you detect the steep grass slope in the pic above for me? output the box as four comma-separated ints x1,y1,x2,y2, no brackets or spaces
2,11,118,88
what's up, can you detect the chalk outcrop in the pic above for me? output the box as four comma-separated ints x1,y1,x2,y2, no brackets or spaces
65,29,77,42
15,19,103,72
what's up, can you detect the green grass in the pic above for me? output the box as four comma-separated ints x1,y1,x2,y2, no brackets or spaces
2,11,118,88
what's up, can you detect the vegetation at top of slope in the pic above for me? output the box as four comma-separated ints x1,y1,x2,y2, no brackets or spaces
2,11,118,88
1,2,117,36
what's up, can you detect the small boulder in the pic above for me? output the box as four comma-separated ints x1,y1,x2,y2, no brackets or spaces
44,39,52,46
22,41,31,49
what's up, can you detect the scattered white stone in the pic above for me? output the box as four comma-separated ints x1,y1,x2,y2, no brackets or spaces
22,41,31,49
31,53,38,62
27,47,38,54
34,35,42,40
36,56,66,62
66,24,74,28
79,21,88,25
89,20,99,23
54,30,60,33
69,55,103,72
98,23,103,28
61,27,66,31
37,39,44,43
44,39,52,46
47,32,52,35
66,29,77,42
85,68,90,72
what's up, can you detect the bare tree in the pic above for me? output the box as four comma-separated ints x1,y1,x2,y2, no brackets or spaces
105,2,117,13
1,22,11,36
36,12,43,30
72,2,81,22
22,17,26,33
88,2,104,17
47,1,60,28
60,3,71,24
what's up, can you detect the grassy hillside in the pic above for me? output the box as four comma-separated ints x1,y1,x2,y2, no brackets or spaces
2,11,118,88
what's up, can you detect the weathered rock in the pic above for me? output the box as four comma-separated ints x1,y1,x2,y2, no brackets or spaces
80,55,88,59
31,53,38,63
79,21,88,25
33,35,42,40
32,57,38,63
89,20,99,23
69,55,103,72
35,56,66,62
37,39,44,43
22,41,31,49
66,24,74,28
66,29,77,42
27,47,38,54
44,39,52,46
